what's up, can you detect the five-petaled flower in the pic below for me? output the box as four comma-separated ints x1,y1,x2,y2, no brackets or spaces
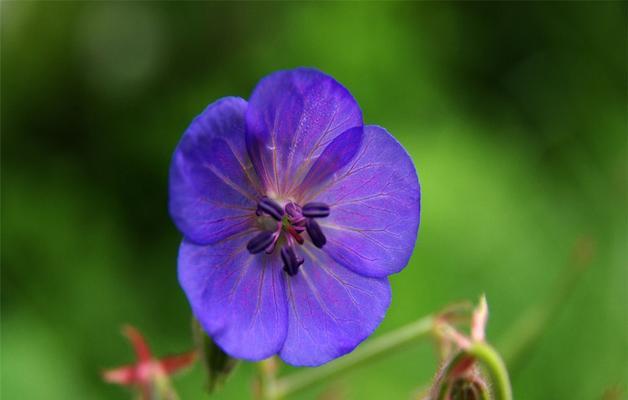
169,68,421,366
102,325,196,399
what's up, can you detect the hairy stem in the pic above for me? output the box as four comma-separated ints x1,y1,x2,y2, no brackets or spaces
467,342,512,400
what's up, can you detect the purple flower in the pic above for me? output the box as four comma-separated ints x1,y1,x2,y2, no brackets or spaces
169,68,421,366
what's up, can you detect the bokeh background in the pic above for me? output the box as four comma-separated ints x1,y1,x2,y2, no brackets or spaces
2,2,626,399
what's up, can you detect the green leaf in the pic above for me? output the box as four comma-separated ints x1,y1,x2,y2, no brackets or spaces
191,318,238,393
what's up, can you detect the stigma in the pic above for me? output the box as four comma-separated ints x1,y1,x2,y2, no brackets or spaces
247,197,331,277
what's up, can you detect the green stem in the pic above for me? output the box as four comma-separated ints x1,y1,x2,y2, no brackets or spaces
267,315,435,399
467,342,512,400
257,358,280,400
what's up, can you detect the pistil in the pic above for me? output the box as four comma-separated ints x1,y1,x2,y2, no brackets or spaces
285,225,304,245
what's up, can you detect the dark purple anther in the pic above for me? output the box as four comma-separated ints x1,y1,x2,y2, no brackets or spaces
305,219,327,248
246,231,275,254
257,197,284,221
280,246,304,277
302,202,330,218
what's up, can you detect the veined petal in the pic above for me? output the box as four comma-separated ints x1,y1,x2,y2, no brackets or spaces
313,125,420,278
279,245,391,366
169,97,261,245
299,127,363,194
178,235,288,361
245,68,363,197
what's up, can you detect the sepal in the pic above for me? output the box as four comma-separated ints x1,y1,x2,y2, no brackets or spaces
192,318,238,393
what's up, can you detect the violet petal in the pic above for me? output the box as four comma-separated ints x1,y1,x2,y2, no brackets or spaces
245,68,363,195
314,125,421,278
279,245,391,366
169,97,261,244
298,127,363,195
178,236,288,361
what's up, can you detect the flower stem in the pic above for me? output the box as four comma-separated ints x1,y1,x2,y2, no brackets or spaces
257,358,280,400
267,315,435,399
467,342,512,400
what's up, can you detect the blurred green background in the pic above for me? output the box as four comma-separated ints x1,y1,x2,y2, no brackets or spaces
2,2,626,399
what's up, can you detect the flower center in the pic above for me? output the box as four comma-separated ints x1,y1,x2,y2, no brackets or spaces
247,197,330,277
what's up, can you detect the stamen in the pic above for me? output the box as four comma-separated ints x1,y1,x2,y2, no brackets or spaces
281,246,304,277
305,219,327,248
302,202,330,218
257,197,284,221
264,226,281,254
246,231,275,254
251,199,329,260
